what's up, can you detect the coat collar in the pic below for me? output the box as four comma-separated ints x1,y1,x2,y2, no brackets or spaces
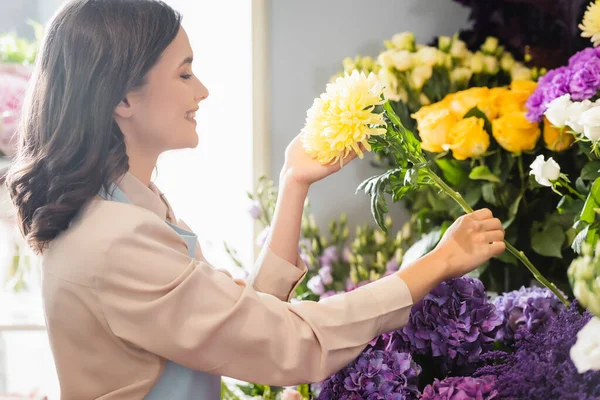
114,172,177,223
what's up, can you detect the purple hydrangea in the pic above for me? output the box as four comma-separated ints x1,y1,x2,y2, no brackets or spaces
526,47,600,122
474,302,600,399
316,349,422,400
493,286,566,343
376,277,502,371
421,375,498,400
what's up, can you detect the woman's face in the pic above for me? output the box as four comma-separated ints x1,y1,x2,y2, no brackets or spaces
114,27,209,156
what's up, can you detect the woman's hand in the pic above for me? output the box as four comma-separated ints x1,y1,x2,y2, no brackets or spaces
432,208,506,280
279,134,361,188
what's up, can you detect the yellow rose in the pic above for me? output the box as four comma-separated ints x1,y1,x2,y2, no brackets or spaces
448,117,490,160
413,108,458,153
543,117,574,152
448,87,498,120
493,81,538,117
492,112,541,153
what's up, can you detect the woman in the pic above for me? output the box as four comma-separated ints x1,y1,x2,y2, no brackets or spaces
5,0,506,399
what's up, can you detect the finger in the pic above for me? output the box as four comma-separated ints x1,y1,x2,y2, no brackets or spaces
485,230,505,243
489,241,506,257
470,208,493,221
480,218,503,232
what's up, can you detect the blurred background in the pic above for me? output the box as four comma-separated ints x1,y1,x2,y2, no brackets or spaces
0,1,471,398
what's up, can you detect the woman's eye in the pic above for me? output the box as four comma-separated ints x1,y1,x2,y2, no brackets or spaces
181,74,193,80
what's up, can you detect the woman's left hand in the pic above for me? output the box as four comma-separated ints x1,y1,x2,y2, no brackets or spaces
280,134,361,187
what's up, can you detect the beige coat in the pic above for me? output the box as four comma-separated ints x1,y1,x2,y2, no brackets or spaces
41,172,414,399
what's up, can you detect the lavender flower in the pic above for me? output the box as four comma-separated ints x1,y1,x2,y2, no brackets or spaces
319,245,339,268
248,201,262,219
316,349,421,400
494,286,566,343
319,265,334,285
307,275,325,296
475,302,600,399
380,277,502,371
421,376,498,400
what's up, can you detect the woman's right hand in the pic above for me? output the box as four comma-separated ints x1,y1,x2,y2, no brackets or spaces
432,208,506,280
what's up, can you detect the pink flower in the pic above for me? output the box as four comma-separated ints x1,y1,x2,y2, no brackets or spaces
0,64,32,157
280,388,302,400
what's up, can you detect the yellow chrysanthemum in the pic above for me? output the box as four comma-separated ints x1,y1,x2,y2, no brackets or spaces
581,0,600,47
301,70,387,166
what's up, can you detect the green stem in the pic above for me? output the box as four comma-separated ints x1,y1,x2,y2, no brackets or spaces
426,169,570,306
557,180,586,202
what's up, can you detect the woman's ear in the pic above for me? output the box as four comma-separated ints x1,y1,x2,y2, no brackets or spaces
114,97,134,119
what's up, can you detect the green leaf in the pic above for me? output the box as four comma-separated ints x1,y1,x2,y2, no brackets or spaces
581,161,600,181
469,165,501,183
482,183,498,206
463,106,493,133
496,250,518,265
580,177,600,224
531,224,565,258
436,158,468,187
503,193,522,229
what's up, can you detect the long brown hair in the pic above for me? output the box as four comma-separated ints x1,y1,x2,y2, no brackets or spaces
6,0,182,254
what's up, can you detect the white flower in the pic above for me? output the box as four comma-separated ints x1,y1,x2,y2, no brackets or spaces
469,52,484,73
415,46,440,67
510,62,532,81
307,275,325,295
391,50,413,71
579,105,600,141
281,388,303,400
500,52,515,71
438,36,452,52
483,55,499,74
450,67,473,84
374,230,386,245
318,265,333,285
481,36,499,54
565,100,593,133
529,155,561,187
570,317,600,373
450,39,469,59
545,94,573,127
391,32,415,51
410,65,433,90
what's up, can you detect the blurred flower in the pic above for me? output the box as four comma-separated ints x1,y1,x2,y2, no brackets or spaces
450,38,469,59
529,155,561,187
415,46,440,68
301,70,386,166
570,317,600,373
448,87,497,120
255,226,270,247
580,0,600,47
449,67,472,85
281,388,303,400
410,65,433,90
493,286,566,343
307,275,325,296
469,52,485,73
248,201,261,219
316,349,421,400
319,245,339,268
481,37,499,54
492,112,540,153
500,52,515,72
421,375,498,400
390,31,416,51
568,243,600,317
0,64,32,157
448,117,490,160
565,99,593,133
318,265,333,286
543,118,574,151
386,258,399,273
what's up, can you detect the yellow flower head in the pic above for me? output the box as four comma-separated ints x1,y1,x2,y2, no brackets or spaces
301,70,387,166
492,111,541,153
494,81,538,117
580,0,600,47
413,108,458,153
448,87,498,120
448,117,490,160
543,117,574,152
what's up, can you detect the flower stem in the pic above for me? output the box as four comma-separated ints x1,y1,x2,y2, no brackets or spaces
557,180,586,202
426,169,570,306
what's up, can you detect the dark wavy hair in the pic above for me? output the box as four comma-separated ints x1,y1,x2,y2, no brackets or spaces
5,0,182,254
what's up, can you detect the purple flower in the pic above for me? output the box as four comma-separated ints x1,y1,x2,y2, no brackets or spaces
421,375,498,400
307,275,325,296
569,57,600,101
378,277,502,371
316,349,421,400
342,246,352,263
248,201,262,219
475,302,600,399
319,265,333,285
493,286,566,343
386,259,399,273
320,246,339,268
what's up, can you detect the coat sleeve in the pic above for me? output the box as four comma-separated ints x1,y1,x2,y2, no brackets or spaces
96,216,413,386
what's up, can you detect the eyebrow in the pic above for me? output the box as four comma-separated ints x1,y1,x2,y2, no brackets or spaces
179,56,193,67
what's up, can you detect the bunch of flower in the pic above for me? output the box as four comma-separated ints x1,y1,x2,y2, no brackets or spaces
420,375,498,400
332,32,538,118
316,349,421,400
373,277,503,374
474,302,600,399
493,286,566,343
